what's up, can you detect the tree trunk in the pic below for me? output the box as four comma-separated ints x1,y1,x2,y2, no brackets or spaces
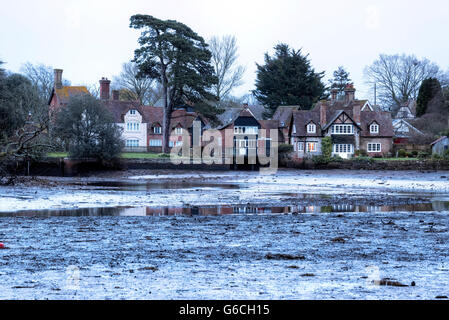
161,64,171,154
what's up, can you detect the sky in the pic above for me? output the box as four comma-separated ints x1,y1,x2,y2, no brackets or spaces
1,0,448,102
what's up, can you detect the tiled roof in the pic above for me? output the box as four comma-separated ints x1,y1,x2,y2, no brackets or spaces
51,86,90,104
291,110,322,137
102,100,146,123
431,136,448,146
272,106,299,127
360,111,394,137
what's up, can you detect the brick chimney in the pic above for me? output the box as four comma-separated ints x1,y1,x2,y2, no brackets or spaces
320,104,327,127
353,104,361,125
112,90,120,101
54,69,63,90
331,89,338,102
344,84,356,104
99,77,111,100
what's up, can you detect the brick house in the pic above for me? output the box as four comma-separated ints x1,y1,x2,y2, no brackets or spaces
288,84,394,159
99,78,148,151
217,105,279,162
48,69,89,114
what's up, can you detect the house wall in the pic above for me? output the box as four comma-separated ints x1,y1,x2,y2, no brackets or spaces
291,137,323,159
361,137,393,156
432,138,449,155
120,111,148,150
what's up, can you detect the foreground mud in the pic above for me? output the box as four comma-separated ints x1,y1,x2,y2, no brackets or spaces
0,169,448,299
0,212,448,299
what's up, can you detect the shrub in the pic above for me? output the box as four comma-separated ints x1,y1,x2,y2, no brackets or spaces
278,144,294,155
432,153,443,160
417,152,430,159
321,137,332,158
352,156,374,164
354,149,368,157
398,149,406,158
405,152,414,158
312,155,330,165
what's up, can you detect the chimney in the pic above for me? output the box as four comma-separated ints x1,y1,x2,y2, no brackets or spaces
344,83,356,104
99,77,111,100
331,89,338,102
320,104,327,127
54,69,63,90
353,104,361,125
112,90,120,101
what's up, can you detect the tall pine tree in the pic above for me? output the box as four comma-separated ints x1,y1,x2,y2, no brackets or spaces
416,78,442,117
328,66,351,99
130,15,218,153
253,44,326,118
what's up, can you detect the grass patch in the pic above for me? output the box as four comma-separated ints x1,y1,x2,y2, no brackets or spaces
47,152,172,159
372,158,418,161
47,152,68,158
120,153,171,159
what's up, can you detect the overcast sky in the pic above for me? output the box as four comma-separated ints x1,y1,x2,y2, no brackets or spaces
1,0,448,102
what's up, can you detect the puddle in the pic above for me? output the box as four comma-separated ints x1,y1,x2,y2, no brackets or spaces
2,200,449,217
81,181,240,191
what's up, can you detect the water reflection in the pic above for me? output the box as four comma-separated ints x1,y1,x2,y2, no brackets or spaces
3,201,449,217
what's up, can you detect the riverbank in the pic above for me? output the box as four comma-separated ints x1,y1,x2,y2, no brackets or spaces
1,169,449,213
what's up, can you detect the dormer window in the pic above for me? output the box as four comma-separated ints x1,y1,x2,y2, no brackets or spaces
175,127,183,135
153,126,162,134
307,123,316,134
370,123,379,134
130,109,137,115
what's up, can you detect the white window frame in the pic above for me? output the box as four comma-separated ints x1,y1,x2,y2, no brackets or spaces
149,139,162,147
125,139,139,147
175,127,183,135
307,123,316,134
130,109,137,115
126,122,140,132
153,126,162,134
370,123,379,134
367,143,382,152
333,144,354,154
297,142,304,152
331,124,354,135
234,126,259,135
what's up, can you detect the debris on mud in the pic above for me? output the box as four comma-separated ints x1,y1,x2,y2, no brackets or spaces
266,253,306,261
331,237,347,243
372,278,410,287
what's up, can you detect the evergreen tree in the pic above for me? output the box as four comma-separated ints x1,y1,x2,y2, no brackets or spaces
52,95,124,162
130,15,218,153
329,66,351,98
416,78,442,117
253,44,326,118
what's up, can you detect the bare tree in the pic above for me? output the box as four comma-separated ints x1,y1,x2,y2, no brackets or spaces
209,35,246,102
113,62,162,105
364,54,444,111
20,62,54,101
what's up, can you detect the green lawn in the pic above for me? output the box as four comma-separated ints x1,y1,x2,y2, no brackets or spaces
372,157,418,161
120,153,170,159
47,152,68,158
46,152,171,159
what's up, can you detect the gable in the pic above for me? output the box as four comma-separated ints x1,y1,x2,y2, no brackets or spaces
361,101,373,111
234,116,260,127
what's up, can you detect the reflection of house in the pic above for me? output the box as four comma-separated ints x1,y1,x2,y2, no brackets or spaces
287,84,394,159
431,136,449,155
